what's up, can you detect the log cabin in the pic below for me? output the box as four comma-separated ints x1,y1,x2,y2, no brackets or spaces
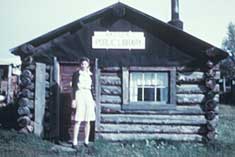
10,1,228,143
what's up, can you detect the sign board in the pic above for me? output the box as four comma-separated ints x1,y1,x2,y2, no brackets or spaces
92,31,145,50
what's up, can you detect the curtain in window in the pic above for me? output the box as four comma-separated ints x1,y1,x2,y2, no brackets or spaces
157,73,168,102
130,72,168,103
130,73,142,102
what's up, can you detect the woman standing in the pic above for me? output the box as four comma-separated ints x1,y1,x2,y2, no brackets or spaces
71,57,96,148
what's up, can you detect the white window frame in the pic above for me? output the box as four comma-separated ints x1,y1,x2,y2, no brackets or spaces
122,67,176,110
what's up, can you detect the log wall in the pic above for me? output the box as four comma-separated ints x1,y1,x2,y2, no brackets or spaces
16,56,35,133
96,65,220,142
15,54,53,137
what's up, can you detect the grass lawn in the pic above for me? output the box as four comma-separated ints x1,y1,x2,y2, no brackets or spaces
0,104,235,157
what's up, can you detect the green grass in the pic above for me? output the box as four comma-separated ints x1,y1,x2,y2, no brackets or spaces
1,104,235,157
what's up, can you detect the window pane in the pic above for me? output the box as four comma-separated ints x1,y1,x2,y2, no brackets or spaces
161,87,168,103
144,87,155,101
144,73,155,85
137,87,142,101
156,87,168,103
156,88,160,101
157,72,168,87
130,73,142,102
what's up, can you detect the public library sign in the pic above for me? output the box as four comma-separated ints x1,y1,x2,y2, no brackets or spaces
92,31,145,50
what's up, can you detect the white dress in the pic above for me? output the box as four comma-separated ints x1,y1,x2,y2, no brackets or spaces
74,70,96,121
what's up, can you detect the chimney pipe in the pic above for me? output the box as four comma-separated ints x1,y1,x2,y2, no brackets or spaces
168,0,183,29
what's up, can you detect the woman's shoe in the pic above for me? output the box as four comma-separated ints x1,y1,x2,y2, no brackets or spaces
72,144,79,150
84,142,89,147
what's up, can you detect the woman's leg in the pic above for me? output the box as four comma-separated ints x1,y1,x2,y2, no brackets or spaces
73,121,81,146
84,121,90,145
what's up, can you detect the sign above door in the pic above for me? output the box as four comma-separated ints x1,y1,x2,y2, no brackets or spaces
92,31,145,50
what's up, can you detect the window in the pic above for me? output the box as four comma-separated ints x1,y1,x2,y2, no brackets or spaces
130,72,169,103
122,67,176,110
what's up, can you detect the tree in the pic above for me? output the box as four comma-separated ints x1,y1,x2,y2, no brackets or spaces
220,22,235,79
222,22,235,53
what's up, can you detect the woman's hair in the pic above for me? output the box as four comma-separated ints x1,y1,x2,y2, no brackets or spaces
79,57,90,65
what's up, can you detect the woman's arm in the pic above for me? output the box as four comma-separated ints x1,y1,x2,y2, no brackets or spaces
71,71,79,99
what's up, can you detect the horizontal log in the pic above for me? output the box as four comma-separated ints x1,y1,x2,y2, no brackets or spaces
19,83,34,91
206,117,218,131
17,116,31,128
17,106,31,116
19,88,34,99
23,81,48,90
20,75,32,87
176,66,201,72
22,55,34,65
101,104,218,115
204,70,219,79
205,79,216,90
26,121,34,132
18,122,34,133
101,103,122,113
205,91,216,100
101,95,122,104
206,131,217,141
101,114,208,125
177,72,204,83
213,71,220,79
177,94,204,104
100,76,121,86
22,69,33,79
178,72,220,82
177,94,219,104
97,133,203,142
101,67,121,72
18,127,30,134
101,86,122,95
23,64,50,71
26,72,49,81
206,60,214,69
45,81,50,89
23,64,36,71
177,84,207,94
177,84,219,94
18,97,34,109
205,111,216,120
129,67,176,71
204,100,217,111
99,124,205,134
101,72,120,77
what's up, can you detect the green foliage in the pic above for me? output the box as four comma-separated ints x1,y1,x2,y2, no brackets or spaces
221,22,235,78
1,105,235,157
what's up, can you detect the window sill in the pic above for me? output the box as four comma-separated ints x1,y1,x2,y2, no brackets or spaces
122,102,176,111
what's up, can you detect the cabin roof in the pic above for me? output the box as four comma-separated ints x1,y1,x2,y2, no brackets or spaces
11,2,228,63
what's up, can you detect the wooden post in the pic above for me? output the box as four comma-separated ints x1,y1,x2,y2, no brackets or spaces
53,57,61,140
170,68,176,104
95,59,101,137
7,64,13,104
34,63,46,137
122,67,129,105
223,76,226,93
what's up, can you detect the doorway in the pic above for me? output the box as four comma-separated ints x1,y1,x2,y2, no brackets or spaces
58,61,97,143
